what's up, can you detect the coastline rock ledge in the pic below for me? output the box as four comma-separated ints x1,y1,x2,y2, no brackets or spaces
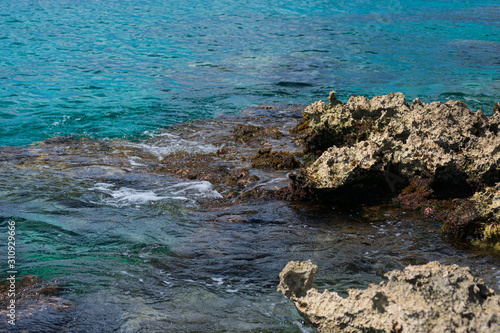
297,92,500,198
291,91,500,248
278,260,500,333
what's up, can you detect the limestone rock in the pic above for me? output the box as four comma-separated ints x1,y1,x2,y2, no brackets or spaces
471,185,500,249
307,141,382,189
300,92,500,197
277,260,318,299
278,261,500,333
472,184,500,221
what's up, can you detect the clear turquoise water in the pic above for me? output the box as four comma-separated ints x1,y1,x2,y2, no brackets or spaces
1,1,500,332
1,0,499,146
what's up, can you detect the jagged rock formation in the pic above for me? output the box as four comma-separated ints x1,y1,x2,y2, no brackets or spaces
278,260,500,333
292,91,500,246
298,92,500,197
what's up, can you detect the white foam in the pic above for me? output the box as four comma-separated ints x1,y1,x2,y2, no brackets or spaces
91,181,222,207
128,156,145,167
463,96,480,103
92,183,169,206
50,114,70,127
211,277,224,286
120,271,135,277
156,132,179,138
167,181,223,199
130,136,219,161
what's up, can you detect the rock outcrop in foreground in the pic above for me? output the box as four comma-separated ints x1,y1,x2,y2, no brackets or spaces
278,260,500,333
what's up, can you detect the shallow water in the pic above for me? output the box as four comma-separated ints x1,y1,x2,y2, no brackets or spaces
1,174,499,332
1,108,499,332
1,0,500,331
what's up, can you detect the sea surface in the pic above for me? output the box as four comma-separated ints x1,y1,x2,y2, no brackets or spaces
1,0,499,146
1,1,500,332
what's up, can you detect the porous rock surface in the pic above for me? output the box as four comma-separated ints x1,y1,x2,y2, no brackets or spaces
278,260,500,333
471,185,500,249
302,91,500,193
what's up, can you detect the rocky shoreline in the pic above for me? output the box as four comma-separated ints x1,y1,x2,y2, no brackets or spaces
3,91,499,253
289,91,500,251
276,91,500,332
6,91,500,251
2,91,500,331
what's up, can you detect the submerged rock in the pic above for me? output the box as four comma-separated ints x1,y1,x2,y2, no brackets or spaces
0,104,305,207
232,123,284,143
0,275,73,331
251,147,300,170
278,261,500,333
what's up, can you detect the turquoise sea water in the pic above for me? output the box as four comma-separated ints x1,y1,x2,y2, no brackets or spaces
1,0,499,146
1,1,500,332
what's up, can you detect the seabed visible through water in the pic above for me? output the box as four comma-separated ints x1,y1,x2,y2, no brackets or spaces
0,105,499,332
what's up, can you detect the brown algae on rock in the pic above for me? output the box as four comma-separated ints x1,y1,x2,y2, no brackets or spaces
0,275,73,329
232,123,284,144
397,176,434,210
471,184,500,250
251,147,301,170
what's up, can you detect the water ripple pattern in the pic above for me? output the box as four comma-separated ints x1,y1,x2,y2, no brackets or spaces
1,0,499,146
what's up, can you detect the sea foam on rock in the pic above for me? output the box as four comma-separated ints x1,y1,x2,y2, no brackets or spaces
278,260,500,333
